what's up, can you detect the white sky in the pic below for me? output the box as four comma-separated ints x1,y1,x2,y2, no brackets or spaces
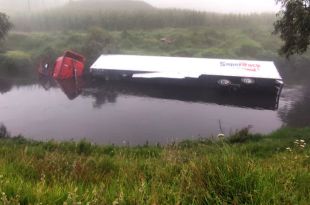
143,0,280,13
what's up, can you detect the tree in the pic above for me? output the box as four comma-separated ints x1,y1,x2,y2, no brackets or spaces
0,12,12,41
274,0,310,57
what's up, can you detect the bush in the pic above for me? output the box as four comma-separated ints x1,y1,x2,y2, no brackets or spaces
0,124,10,138
76,140,92,155
228,127,262,144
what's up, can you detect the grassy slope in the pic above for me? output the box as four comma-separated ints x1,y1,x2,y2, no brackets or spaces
0,127,309,204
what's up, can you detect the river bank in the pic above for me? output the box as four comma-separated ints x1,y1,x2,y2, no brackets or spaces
0,126,309,204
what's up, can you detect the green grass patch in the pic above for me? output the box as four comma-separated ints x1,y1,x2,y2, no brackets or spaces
0,126,309,204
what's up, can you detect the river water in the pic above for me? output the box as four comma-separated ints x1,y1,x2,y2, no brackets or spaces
0,77,307,145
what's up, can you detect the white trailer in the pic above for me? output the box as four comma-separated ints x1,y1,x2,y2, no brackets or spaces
90,55,283,95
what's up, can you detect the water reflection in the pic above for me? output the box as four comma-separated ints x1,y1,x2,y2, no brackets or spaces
38,76,84,100
0,78,13,94
56,79,84,100
38,75,57,91
83,80,281,110
37,76,281,110
279,84,310,127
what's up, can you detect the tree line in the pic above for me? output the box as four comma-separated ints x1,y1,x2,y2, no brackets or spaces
10,8,276,32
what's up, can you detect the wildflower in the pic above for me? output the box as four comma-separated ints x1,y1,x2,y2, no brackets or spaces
217,133,225,138
300,140,305,143
119,191,124,202
113,200,119,205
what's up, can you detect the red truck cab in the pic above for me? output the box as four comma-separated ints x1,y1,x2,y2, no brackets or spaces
53,51,85,80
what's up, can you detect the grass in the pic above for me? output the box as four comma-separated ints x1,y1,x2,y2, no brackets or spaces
0,125,309,204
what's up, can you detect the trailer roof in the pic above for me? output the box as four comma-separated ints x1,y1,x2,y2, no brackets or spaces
90,55,282,80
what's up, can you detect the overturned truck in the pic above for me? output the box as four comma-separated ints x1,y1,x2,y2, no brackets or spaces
90,55,284,95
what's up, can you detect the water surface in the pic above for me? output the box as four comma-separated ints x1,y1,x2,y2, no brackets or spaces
0,78,306,145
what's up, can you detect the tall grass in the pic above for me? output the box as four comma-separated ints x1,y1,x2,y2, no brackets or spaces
0,126,309,204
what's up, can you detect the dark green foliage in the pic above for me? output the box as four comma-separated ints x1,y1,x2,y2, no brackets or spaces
274,0,310,57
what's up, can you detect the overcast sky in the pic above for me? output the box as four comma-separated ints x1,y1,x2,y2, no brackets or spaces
143,0,280,13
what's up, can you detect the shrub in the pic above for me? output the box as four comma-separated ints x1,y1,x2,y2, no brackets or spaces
76,140,92,155
228,127,262,144
0,124,10,138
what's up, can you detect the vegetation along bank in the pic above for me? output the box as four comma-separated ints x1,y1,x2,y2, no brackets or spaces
0,125,309,204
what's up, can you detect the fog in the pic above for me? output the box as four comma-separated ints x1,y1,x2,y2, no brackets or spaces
144,0,280,13
0,0,280,14
0,0,69,12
